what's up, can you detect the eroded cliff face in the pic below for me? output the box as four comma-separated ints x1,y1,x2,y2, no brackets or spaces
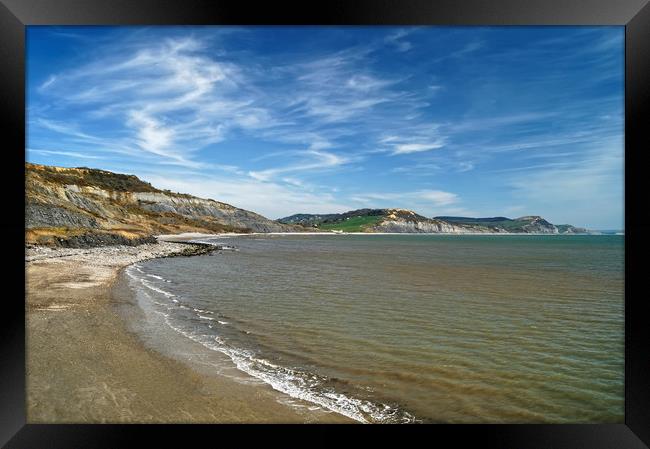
25,163,295,246
367,209,483,234
373,218,490,234
514,216,559,234
129,192,287,233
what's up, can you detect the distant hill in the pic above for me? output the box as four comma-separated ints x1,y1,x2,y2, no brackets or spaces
280,209,492,233
434,216,511,224
279,210,589,234
436,216,588,234
26,163,298,247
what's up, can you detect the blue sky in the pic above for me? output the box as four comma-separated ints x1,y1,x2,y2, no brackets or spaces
26,26,624,229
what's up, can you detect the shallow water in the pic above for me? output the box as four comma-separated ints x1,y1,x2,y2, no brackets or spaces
125,234,624,423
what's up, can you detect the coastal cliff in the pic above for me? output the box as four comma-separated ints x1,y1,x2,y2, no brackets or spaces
372,209,490,233
279,209,588,234
26,163,296,246
278,208,480,233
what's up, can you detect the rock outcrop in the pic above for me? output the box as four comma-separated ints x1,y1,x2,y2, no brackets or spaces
513,216,558,234
372,209,487,233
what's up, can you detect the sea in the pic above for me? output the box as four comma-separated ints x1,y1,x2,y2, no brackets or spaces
123,234,624,423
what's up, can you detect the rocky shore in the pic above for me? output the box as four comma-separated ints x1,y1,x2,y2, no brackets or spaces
27,238,222,262
26,240,207,263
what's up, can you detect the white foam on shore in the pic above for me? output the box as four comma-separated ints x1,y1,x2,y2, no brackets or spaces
141,280,176,298
126,259,417,423
126,266,176,299
193,308,213,314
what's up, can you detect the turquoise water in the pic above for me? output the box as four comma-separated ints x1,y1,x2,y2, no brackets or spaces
126,235,624,423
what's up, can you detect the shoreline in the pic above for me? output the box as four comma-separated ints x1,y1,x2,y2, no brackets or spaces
157,231,612,242
26,241,351,423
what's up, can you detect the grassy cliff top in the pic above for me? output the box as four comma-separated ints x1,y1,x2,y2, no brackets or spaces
27,163,160,193
26,163,201,199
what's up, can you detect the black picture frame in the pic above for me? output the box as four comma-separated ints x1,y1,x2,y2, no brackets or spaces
2,0,648,447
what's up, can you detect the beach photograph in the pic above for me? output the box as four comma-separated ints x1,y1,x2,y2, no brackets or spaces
25,25,624,424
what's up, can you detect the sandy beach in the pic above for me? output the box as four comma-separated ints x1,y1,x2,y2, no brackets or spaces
25,241,351,423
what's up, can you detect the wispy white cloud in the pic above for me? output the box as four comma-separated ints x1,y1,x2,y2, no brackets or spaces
128,111,174,156
392,142,445,155
416,190,459,206
33,35,255,169
385,29,415,52
455,41,484,57
280,48,415,125
39,75,57,91
27,148,103,160
352,189,459,207
430,40,484,64
376,123,448,156
457,161,474,172
33,118,100,141
392,163,442,174
502,205,526,217
445,112,556,133
249,150,350,181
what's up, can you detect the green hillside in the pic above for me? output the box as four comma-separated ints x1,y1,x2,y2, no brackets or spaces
317,215,383,232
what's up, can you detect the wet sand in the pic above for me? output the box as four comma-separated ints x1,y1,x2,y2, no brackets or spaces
26,242,351,423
